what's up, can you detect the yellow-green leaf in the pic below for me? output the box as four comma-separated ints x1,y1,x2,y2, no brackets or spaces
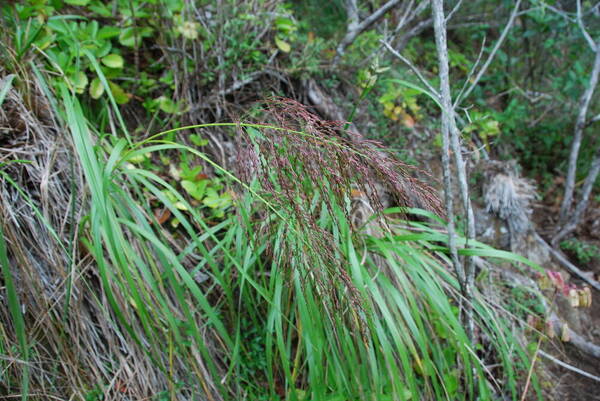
108,81,129,104
101,54,124,69
275,37,291,53
64,0,90,5
89,78,104,99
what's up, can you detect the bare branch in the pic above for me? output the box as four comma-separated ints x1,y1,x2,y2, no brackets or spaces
455,0,523,108
380,40,441,99
539,350,600,381
577,0,597,51
445,0,463,22
345,0,359,26
358,1,427,68
453,36,487,107
395,17,433,51
334,0,403,65
432,0,476,341
586,113,600,126
557,48,600,227
554,146,600,244
548,313,600,359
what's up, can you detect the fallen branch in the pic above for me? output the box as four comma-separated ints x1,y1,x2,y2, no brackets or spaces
478,257,600,361
534,232,600,292
547,314,600,359
538,350,600,382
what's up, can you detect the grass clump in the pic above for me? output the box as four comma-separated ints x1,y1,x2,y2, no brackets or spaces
0,67,540,400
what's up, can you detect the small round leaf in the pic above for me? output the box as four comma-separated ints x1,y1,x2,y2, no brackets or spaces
101,54,124,69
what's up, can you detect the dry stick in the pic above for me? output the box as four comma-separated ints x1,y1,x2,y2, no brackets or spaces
538,350,600,382
520,337,542,401
454,0,522,108
576,0,597,51
554,145,600,245
390,0,431,45
380,41,440,98
432,0,475,340
557,0,600,226
586,112,600,126
360,1,428,68
431,0,472,339
333,0,403,65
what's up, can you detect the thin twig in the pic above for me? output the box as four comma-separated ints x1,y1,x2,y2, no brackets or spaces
380,40,441,99
334,0,403,65
554,145,600,244
454,0,523,108
577,0,597,51
538,350,600,382
520,337,542,401
586,112,600,126
445,0,463,22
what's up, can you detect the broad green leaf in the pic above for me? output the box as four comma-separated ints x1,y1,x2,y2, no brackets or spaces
94,40,112,58
34,33,55,50
275,17,296,34
101,54,124,69
119,27,137,47
190,134,209,147
89,77,104,99
98,26,121,40
181,180,208,201
119,27,153,47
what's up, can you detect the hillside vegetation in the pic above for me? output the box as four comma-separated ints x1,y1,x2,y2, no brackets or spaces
1,1,599,400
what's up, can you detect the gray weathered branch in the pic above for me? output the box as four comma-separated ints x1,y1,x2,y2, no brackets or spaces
577,0,597,51
557,3,600,228
432,0,475,340
534,232,600,292
554,146,600,245
380,41,441,99
538,350,600,381
547,314,600,359
334,0,402,65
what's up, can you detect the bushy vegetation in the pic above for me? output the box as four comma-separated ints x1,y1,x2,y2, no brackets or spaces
1,0,599,400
